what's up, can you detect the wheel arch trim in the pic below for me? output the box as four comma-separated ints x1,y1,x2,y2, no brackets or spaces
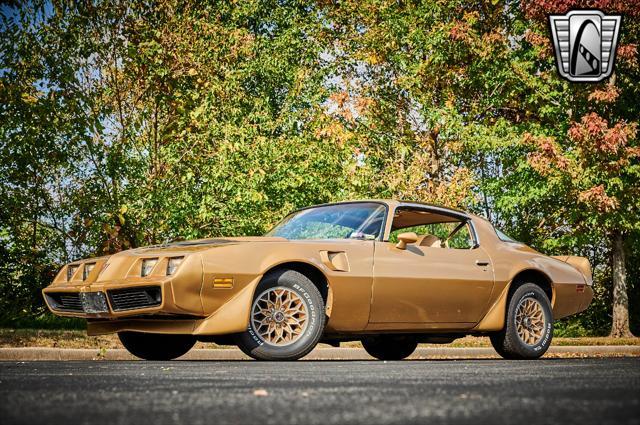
258,261,334,317
194,261,333,336
472,268,555,332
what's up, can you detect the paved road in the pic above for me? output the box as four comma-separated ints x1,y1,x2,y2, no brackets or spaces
1,358,638,425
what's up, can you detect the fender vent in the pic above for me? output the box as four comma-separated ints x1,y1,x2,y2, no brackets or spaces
108,286,162,311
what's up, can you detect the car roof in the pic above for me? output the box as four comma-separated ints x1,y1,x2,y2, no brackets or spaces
285,199,494,245
299,199,471,218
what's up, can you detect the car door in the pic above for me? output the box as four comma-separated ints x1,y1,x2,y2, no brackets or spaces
368,241,495,326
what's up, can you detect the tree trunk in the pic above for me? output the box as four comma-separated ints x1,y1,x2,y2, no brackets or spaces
610,231,634,337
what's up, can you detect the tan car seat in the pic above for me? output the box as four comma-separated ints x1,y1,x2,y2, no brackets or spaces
417,234,442,248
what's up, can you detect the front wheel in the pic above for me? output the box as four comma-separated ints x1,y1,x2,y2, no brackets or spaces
118,332,196,360
235,269,326,361
490,283,553,360
362,336,418,360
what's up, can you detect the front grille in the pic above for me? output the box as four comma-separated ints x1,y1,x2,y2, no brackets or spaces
108,286,162,311
45,293,84,312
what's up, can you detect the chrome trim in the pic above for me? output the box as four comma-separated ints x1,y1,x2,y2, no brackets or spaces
468,219,480,248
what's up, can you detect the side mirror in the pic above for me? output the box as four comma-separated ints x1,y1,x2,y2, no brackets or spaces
395,232,418,250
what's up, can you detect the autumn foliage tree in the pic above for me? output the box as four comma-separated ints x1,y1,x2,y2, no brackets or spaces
526,113,638,336
521,0,640,337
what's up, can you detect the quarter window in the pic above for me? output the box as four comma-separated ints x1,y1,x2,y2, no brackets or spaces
495,228,518,243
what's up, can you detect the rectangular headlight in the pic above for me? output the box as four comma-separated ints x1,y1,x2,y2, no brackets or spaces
83,263,95,280
141,258,158,277
166,257,184,275
66,265,79,281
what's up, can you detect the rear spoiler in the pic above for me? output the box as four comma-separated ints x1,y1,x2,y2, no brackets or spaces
552,256,593,286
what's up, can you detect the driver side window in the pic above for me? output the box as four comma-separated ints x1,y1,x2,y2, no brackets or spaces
389,208,475,249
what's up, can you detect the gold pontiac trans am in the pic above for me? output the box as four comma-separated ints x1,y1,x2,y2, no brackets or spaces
43,200,593,361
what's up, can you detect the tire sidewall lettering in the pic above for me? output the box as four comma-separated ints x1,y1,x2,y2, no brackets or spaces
293,284,317,337
536,322,552,351
245,275,324,357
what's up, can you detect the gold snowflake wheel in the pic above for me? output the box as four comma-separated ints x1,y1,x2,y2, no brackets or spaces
251,287,308,346
515,297,545,346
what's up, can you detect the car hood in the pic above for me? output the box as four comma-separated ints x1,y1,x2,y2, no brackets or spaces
131,236,289,254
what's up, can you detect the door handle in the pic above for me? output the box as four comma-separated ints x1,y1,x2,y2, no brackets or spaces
475,260,490,266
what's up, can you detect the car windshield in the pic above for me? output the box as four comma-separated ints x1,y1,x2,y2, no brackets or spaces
266,203,386,240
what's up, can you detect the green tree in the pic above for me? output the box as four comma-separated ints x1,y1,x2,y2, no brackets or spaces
520,1,640,337
0,1,356,324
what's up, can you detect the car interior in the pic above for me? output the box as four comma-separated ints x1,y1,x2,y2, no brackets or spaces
389,207,475,249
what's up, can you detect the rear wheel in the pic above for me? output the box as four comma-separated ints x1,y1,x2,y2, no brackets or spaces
362,336,418,360
490,283,553,359
235,269,326,361
118,332,196,360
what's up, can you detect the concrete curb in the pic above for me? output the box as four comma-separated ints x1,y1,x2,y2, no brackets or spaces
1,345,639,361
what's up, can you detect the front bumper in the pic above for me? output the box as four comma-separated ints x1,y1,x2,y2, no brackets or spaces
42,280,190,319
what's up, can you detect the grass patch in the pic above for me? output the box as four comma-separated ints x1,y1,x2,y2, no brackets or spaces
0,315,85,330
0,328,120,349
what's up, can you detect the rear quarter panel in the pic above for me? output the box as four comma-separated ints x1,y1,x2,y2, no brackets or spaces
472,217,591,330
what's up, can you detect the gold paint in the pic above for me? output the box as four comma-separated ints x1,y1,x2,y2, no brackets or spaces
42,200,593,340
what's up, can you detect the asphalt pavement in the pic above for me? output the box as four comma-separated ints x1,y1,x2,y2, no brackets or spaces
1,358,638,425
3,345,639,360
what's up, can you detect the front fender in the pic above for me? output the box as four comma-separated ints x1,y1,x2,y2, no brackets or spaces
194,275,263,335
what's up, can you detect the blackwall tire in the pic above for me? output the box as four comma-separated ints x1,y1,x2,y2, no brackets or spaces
362,336,418,360
235,269,326,361
118,332,196,360
490,283,553,360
